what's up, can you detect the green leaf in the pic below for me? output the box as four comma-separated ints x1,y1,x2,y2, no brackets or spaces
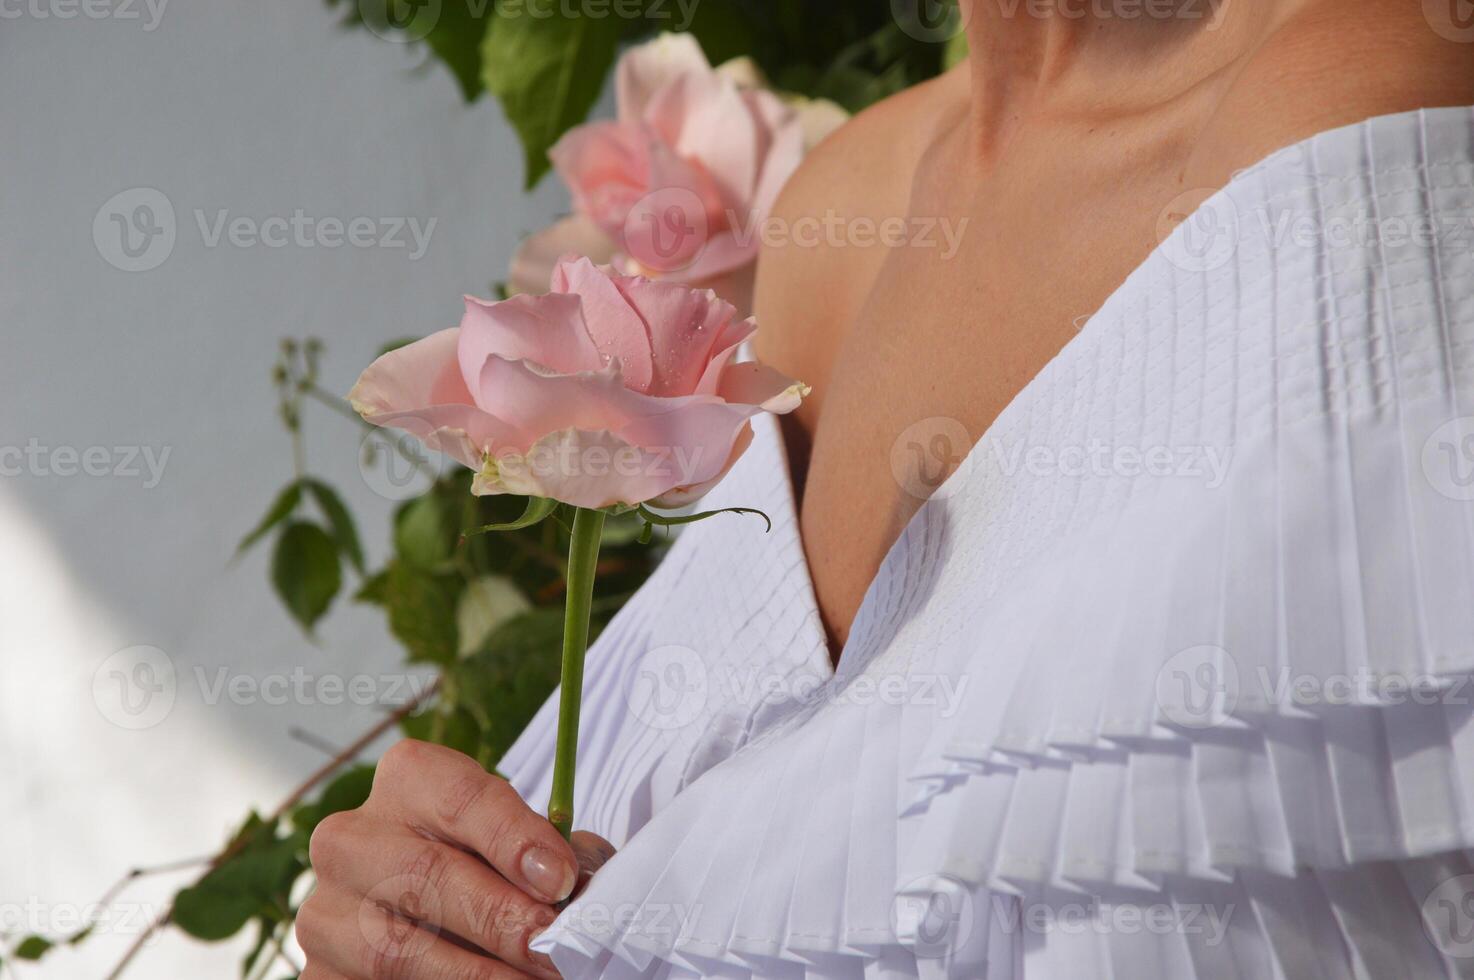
378,336,422,357
271,522,343,633
636,504,772,533
423,0,496,100
682,4,759,66
302,479,365,574
396,493,452,570
355,569,390,605
332,0,491,100
237,483,302,555
383,561,460,664
425,704,485,759
451,608,565,764
173,816,305,942
14,936,52,960
943,30,969,70
456,575,533,656
481,0,622,188
241,919,272,978
291,764,377,837
599,510,648,546
464,495,558,536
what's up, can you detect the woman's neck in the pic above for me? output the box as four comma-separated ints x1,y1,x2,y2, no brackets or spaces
956,0,1473,173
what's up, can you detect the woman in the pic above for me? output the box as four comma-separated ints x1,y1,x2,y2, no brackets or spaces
299,1,1474,976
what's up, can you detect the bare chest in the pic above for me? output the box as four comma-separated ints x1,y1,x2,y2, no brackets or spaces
794,153,1187,653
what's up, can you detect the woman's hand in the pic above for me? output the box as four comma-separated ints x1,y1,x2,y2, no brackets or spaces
298,739,615,980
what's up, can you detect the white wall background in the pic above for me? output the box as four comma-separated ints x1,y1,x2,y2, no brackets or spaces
0,3,578,975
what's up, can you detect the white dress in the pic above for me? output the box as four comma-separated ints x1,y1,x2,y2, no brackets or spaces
504,106,1474,979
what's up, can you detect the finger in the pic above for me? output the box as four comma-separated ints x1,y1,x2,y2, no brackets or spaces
299,963,352,980
319,828,560,979
569,831,615,900
300,886,542,980
374,740,578,904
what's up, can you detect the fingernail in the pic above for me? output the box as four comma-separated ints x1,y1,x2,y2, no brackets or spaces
522,847,575,902
576,846,610,876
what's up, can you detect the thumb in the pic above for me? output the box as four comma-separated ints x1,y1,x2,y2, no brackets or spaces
568,831,616,898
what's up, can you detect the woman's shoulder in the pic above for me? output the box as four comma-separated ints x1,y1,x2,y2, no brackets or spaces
752,69,966,403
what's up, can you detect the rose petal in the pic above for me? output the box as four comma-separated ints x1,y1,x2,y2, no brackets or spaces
507,215,617,297
475,429,671,508
750,112,805,219
615,398,759,476
549,122,653,239
675,228,762,283
551,256,655,391
349,329,523,468
650,72,762,210
692,315,759,396
610,275,741,397
616,32,711,124
459,293,604,384
715,360,809,414
473,354,712,439
791,96,850,151
648,421,755,509
363,403,523,471
478,404,755,510
714,56,767,90
349,328,473,417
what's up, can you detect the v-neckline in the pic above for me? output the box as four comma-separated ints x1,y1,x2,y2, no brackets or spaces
763,108,1390,678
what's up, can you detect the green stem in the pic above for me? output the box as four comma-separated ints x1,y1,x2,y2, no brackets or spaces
547,506,604,840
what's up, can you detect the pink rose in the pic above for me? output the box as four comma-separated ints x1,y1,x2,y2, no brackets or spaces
509,35,846,311
349,256,807,510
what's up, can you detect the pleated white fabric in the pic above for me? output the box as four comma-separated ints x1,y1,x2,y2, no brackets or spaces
501,106,1474,979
